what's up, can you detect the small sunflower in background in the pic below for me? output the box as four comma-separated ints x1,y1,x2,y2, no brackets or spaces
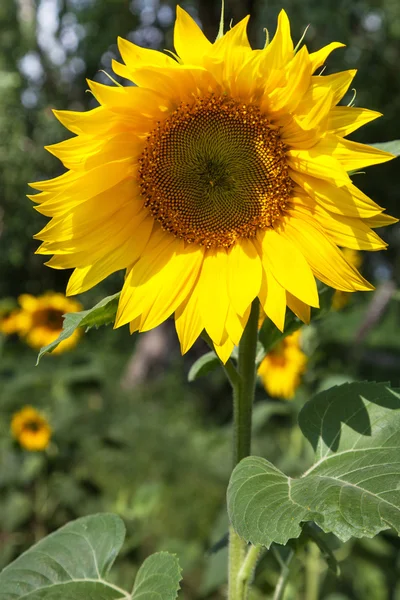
30,7,396,363
1,293,82,353
258,331,307,399
332,249,363,310
11,406,52,451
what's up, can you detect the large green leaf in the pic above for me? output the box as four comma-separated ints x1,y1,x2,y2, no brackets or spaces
132,552,182,600
0,514,182,600
228,382,400,547
0,513,126,599
36,293,120,363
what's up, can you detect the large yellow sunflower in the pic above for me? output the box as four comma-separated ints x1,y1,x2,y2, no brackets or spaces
30,8,396,363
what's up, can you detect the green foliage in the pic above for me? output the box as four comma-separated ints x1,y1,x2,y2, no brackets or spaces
228,382,400,546
0,513,182,600
188,351,220,382
132,552,182,600
372,140,400,156
36,294,120,363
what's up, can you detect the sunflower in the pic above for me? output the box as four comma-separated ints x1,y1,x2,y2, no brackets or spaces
7,293,82,352
11,406,52,451
30,8,396,363
332,248,362,310
258,330,307,399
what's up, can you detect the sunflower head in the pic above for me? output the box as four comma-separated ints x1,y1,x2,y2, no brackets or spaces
11,406,52,451
9,293,82,352
30,7,396,363
258,330,307,399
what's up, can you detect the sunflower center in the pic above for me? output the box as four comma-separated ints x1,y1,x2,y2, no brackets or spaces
33,308,64,330
139,94,292,248
23,419,41,433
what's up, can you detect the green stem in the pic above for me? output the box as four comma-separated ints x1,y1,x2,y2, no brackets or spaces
305,542,320,600
272,548,294,600
228,299,260,600
233,299,260,465
236,544,263,599
228,527,247,600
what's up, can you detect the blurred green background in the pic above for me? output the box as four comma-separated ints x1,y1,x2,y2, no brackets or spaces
1,0,400,598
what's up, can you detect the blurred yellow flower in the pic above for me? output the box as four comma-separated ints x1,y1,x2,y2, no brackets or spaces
332,249,363,310
30,8,395,363
258,331,307,399
11,406,52,451
0,311,21,335
1,293,82,353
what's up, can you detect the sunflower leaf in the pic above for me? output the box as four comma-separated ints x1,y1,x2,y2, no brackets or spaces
0,513,182,600
132,552,182,599
371,140,400,156
188,351,220,381
36,293,120,364
0,513,126,599
227,382,400,547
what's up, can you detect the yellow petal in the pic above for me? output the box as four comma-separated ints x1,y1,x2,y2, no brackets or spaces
174,6,212,65
38,202,142,258
211,15,251,60
317,135,395,170
111,59,134,82
327,106,382,136
265,9,294,70
267,46,311,114
117,36,176,71
45,136,105,170
116,232,205,331
52,106,122,136
258,228,319,307
35,179,141,242
296,70,356,115
87,80,168,114
364,213,399,228
224,305,250,346
66,216,153,295
175,284,204,354
34,159,135,217
198,249,230,346
42,209,148,269
227,238,262,317
286,292,311,324
309,42,345,73
290,199,387,251
214,337,235,364
282,214,373,292
139,244,205,331
258,268,286,332
297,87,333,130
288,150,351,186
290,171,383,218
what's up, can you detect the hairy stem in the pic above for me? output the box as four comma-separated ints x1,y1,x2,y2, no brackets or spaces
236,544,263,599
228,299,260,600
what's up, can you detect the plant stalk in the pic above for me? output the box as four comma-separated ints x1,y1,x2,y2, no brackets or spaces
228,299,260,600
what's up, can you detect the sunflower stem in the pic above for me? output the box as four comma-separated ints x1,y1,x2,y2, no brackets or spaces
233,299,259,465
228,299,260,600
